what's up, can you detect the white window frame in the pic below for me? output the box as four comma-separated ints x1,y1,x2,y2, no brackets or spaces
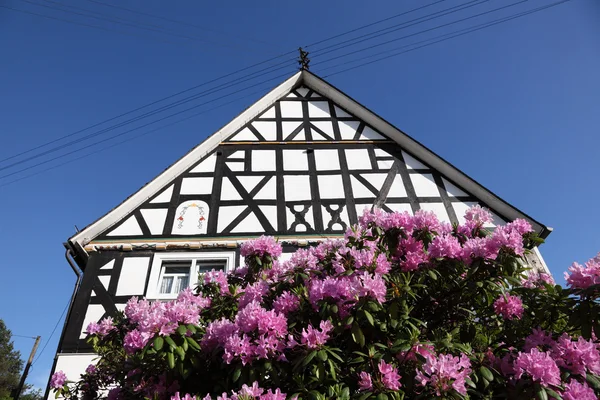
146,252,235,300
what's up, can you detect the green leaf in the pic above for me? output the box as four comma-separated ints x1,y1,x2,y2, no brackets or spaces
232,367,242,382
545,387,562,399
177,325,188,336
186,337,201,351
186,324,197,333
537,386,548,400
363,310,375,326
351,323,365,347
302,350,318,367
358,393,371,400
153,336,164,351
165,336,177,349
586,374,600,390
167,352,175,369
317,350,328,362
428,270,437,281
327,359,336,380
376,394,388,400
479,366,493,382
175,346,185,360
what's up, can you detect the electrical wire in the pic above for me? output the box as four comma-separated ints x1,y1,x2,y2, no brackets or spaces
0,60,296,173
83,0,274,47
309,0,490,57
0,0,568,180
0,53,296,166
313,0,531,67
18,0,254,52
31,301,70,365
0,0,499,169
303,0,446,49
0,68,297,181
0,84,285,187
11,334,37,339
0,4,182,46
321,0,572,78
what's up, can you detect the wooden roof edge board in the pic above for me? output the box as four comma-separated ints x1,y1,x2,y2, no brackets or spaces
301,71,551,239
69,69,551,254
69,71,304,249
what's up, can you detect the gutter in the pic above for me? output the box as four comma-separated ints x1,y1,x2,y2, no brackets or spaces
43,245,84,400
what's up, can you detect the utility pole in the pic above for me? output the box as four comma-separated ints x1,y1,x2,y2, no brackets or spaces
13,336,41,400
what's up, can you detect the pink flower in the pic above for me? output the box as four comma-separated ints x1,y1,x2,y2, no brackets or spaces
514,348,561,387
397,236,427,272
522,271,554,288
416,353,472,396
464,205,493,226
238,281,269,308
359,272,387,303
428,235,461,259
562,379,597,400
85,364,97,375
358,371,373,391
494,294,524,320
565,253,600,289
551,334,600,376
204,270,230,295
397,343,435,362
171,393,197,400
123,329,151,354
273,291,300,315
240,236,282,258
461,237,496,263
50,370,67,389
523,328,554,351
413,210,440,233
488,225,525,256
378,360,401,390
301,320,333,349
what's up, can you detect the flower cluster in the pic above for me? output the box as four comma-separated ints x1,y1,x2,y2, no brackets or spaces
173,382,287,400
300,320,333,349
415,353,472,396
119,288,210,353
202,301,288,365
240,236,282,258
493,294,524,320
565,253,600,289
50,370,67,389
85,316,115,337
58,205,600,400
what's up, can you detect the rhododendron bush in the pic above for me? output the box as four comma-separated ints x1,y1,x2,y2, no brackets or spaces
53,207,600,400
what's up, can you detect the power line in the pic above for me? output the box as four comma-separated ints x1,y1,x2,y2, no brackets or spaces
0,4,182,46
0,83,285,187
309,0,490,57
304,0,446,49
0,53,296,166
83,0,274,47
17,0,254,52
0,1,490,169
0,60,295,173
0,1,478,167
0,68,296,181
0,0,565,180
313,0,530,67
32,302,70,366
321,0,572,78
12,334,37,340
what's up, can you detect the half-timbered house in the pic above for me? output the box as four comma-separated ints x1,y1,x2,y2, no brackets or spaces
49,70,551,391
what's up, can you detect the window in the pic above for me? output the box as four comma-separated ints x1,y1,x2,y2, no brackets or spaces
146,252,235,299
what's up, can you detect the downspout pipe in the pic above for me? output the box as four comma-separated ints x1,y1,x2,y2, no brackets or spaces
43,247,83,399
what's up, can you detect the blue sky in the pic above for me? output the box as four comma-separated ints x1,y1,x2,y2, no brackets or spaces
0,0,598,391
